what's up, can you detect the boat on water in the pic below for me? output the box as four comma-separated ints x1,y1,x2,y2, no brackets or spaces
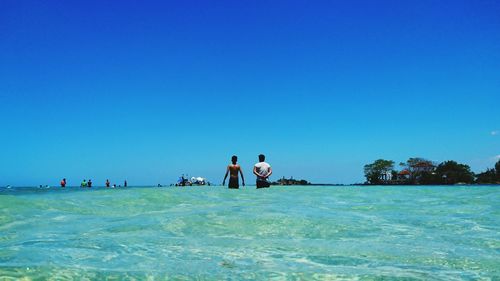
175,175,210,186
190,177,207,185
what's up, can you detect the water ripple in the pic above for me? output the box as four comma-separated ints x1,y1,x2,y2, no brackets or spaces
0,185,499,280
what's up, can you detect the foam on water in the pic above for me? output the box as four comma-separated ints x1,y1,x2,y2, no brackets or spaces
0,185,499,280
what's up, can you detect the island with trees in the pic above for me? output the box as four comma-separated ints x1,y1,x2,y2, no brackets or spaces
271,177,311,186
363,158,500,185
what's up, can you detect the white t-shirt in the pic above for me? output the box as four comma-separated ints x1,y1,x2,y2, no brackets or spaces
254,162,271,180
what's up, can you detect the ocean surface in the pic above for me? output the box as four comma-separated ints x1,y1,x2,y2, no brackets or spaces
0,185,499,280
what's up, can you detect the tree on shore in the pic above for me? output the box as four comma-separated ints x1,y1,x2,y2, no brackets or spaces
476,160,500,184
435,160,474,184
364,159,395,184
363,158,500,185
401,158,435,184
476,169,496,183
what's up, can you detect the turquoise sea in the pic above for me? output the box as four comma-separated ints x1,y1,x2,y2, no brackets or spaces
0,185,499,280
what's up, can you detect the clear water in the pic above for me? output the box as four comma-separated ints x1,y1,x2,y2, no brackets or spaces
0,185,499,280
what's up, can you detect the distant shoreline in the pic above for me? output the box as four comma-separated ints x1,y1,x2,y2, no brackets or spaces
2,183,500,189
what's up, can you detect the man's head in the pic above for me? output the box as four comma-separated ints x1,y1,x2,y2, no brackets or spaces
258,154,265,162
231,155,238,164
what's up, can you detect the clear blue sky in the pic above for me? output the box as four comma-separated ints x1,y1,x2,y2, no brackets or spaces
1,0,499,186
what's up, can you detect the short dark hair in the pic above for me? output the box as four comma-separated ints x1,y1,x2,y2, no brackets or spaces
258,154,265,162
231,155,237,163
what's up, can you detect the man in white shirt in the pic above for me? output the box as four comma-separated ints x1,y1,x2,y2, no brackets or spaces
253,154,272,188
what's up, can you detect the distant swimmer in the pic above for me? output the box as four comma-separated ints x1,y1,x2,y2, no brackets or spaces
60,178,66,187
105,179,110,188
223,155,245,189
253,154,272,188
88,179,92,188
81,179,87,188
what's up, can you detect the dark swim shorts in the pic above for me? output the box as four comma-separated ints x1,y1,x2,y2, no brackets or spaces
256,180,270,188
228,177,239,189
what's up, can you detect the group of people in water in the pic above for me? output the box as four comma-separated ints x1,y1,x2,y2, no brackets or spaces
59,178,127,188
223,154,272,189
56,154,272,189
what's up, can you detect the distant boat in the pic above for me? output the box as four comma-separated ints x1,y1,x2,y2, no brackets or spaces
175,175,209,186
190,177,207,186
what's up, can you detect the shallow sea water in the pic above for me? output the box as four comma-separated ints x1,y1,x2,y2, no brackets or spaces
0,185,499,280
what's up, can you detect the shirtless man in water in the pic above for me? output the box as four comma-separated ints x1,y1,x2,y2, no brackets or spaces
223,155,245,189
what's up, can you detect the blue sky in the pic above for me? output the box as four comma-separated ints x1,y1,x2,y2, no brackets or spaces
1,0,499,186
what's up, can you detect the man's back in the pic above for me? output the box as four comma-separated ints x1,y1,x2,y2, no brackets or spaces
228,164,241,177
223,156,245,188
254,154,272,188
254,162,271,180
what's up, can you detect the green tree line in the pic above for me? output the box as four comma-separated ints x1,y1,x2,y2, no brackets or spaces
364,158,500,185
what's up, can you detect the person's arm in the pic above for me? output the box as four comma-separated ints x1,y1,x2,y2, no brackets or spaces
266,167,273,178
253,166,259,177
223,166,229,185
239,167,245,186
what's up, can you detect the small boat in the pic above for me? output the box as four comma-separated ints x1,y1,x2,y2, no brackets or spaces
176,175,190,186
190,177,207,186
175,175,209,186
